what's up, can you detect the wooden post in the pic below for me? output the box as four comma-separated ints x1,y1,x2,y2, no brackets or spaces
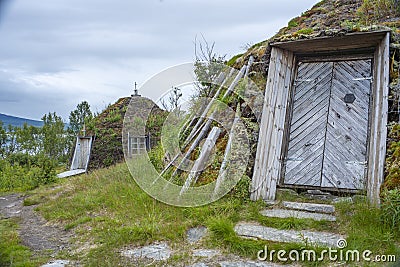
251,48,295,201
367,32,390,206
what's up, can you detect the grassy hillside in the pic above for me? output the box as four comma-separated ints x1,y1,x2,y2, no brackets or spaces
1,163,394,266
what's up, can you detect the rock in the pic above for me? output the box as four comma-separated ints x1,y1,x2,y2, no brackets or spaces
234,222,344,248
260,208,336,222
282,201,335,214
264,200,278,206
306,190,331,195
187,226,208,244
220,261,282,267
40,260,70,267
302,190,335,201
192,249,220,258
121,242,171,261
332,197,353,204
188,263,209,267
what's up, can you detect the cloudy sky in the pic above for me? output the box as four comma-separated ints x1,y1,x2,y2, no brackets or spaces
0,0,317,121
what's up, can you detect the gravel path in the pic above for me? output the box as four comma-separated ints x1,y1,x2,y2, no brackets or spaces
0,193,72,253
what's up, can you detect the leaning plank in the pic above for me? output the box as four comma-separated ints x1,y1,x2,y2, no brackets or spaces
213,105,241,197
184,64,246,147
171,118,214,178
171,64,248,177
160,73,227,177
244,56,255,77
183,69,234,147
180,127,222,195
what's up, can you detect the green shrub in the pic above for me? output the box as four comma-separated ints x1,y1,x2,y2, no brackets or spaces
148,145,165,172
287,17,299,29
229,175,251,201
381,189,400,234
384,123,400,190
295,28,313,35
358,0,399,24
0,154,57,192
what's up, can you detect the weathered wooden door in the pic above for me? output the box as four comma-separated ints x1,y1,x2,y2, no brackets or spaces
283,59,372,190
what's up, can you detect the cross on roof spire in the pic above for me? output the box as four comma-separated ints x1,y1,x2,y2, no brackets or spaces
132,82,141,97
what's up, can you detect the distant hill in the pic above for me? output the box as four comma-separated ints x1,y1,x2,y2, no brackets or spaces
0,113,44,128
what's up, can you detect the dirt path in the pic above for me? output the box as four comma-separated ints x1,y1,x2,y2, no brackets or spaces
0,193,72,254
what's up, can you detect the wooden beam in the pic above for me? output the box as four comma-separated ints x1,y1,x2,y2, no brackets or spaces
250,48,295,201
272,31,389,54
180,127,221,195
367,32,390,206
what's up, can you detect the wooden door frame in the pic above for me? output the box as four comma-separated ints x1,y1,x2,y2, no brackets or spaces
250,31,390,206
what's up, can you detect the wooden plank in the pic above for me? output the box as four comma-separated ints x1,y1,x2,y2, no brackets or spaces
283,62,331,187
183,69,234,146
272,31,389,54
250,48,295,200
367,32,390,206
180,127,221,195
259,49,288,198
250,48,280,200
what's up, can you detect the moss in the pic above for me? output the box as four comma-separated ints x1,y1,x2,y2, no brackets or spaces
294,28,313,36
384,124,400,190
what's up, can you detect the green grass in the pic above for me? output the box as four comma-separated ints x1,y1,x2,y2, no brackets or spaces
14,163,400,266
226,53,243,66
335,200,400,260
0,218,47,266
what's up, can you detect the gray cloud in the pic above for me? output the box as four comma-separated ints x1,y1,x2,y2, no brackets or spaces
0,0,316,120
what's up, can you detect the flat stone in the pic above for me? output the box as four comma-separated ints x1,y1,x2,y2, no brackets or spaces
188,263,209,267
57,169,86,178
220,261,283,267
192,249,220,258
282,201,335,214
306,190,331,195
234,222,343,248
302,192,335,201
187,226,208,244
260,209,336,222
41,260,70,267
121,242,171,261
332,197,353,204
